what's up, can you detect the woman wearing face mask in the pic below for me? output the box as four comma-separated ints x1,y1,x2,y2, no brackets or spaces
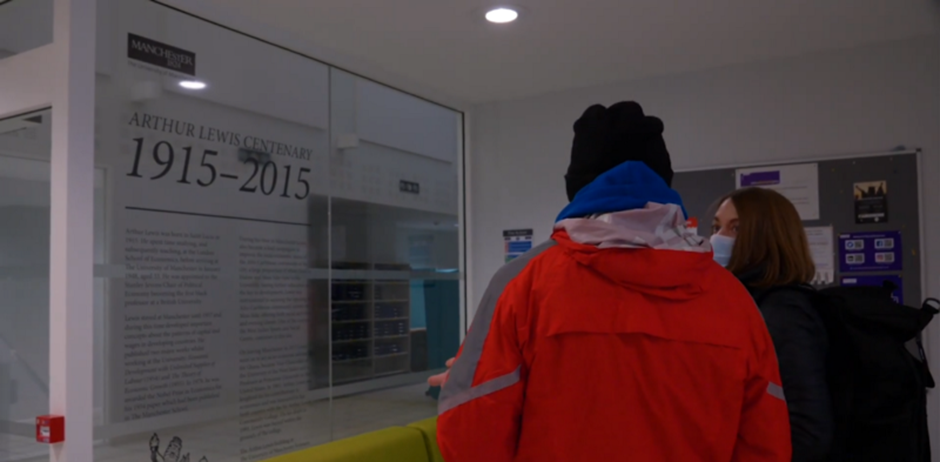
711,187,832,462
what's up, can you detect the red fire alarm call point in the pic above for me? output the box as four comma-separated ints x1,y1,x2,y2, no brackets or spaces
36,415,64,444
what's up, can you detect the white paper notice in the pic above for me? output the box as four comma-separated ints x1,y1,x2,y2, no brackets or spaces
805,226,835,285
736,163,820,220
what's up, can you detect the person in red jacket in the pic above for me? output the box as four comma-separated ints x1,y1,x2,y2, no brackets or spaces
437,102,791,462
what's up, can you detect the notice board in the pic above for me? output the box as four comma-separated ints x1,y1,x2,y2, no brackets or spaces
672,152,923,305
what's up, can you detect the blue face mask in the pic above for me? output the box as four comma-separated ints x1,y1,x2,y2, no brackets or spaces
710,234,736,267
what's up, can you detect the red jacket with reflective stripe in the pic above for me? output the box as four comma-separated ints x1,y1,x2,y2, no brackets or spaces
438,231,791,462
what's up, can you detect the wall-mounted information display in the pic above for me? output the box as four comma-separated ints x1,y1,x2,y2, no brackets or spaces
62,1,466,461
503,229,533,262
805,226,836,285
854,180,889,224
838,231,903,273
735,162,820,221
672,152,922,305
841,275,904,305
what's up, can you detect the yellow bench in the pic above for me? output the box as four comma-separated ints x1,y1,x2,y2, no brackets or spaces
264,426,431,462
408,417,445,462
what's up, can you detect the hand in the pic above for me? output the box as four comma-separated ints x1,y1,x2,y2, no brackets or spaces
428,357,455,387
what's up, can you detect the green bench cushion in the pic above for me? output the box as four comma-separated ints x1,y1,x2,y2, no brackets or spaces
264,427,430,462
408,417,445,462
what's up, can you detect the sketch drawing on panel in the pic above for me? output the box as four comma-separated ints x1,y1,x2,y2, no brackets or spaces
150,433,209,462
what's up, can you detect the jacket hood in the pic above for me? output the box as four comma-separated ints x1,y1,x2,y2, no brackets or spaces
557,203,707,252
552,204,713,302
552,160,716,301
557,161,686,222
552,230,716,301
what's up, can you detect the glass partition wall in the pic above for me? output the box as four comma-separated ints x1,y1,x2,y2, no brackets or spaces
0,0,53,62
0,111,52,462
0,110,108,461
0,0,56,455
2,1,462,461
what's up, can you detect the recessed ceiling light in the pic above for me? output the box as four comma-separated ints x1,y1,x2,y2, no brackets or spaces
179,80,207,90
485,7,519,23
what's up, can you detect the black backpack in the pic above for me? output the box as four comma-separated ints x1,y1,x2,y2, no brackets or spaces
761,283,938,462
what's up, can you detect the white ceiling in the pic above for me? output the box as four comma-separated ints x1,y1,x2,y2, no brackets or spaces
195,0,940,103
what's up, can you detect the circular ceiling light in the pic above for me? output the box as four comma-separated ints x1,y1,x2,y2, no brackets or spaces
485,7,519,23
179,80,207,90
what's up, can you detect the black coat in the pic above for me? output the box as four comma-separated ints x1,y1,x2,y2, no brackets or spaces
744,279,833,462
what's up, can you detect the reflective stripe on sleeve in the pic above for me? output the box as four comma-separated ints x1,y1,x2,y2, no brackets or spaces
438,240,555,415
438,367,522,414
767,382,786,402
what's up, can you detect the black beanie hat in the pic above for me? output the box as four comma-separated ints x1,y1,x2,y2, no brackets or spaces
565,101,673,201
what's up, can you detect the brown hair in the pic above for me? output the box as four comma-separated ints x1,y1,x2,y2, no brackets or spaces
720,187,816,288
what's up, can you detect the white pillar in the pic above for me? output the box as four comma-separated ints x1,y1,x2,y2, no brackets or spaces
50,0,96,460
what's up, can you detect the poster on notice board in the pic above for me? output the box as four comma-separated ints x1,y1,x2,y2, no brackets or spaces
504,229,533,262
838,231,903,273
841,275,903,305
805,226,835,285
735,163,820,221
854,180,888,224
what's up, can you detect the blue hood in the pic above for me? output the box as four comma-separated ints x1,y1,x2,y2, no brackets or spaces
557,161,686,222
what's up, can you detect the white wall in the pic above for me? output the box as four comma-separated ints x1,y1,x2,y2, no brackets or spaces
469,35,940,457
